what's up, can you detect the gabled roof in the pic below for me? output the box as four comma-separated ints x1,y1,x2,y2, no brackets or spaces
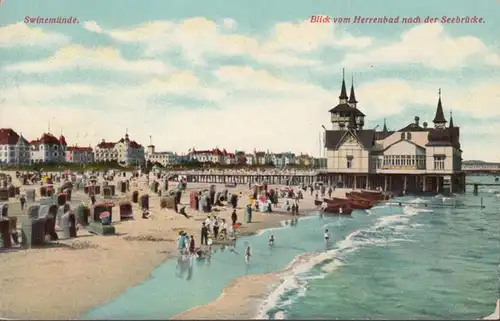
328,103,365,116
0,128,28,145
383,139,426,151
374,130,395,140
325,129,375,150
30,133,61,145
67,145,92,152
398,123,431,132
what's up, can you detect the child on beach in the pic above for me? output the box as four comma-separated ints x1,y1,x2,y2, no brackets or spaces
244,245,251,264
268,234,274,247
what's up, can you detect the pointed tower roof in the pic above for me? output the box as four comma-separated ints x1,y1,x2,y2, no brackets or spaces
348,75,357,104
383,118,388,132
433,88,447,124
449,111,454,128
347,112,357,130
339,68,348,100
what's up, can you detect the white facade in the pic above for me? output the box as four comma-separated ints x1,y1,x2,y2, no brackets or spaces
146,145,181,166
30,133,67,164
66,146,94,164
0,128,31,165
94,133,145,165
325,74,462,176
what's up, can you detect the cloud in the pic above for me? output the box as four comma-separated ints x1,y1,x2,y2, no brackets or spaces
83,21,103,34
263,20,372,53
3,69,499,161
356,78,500,117
4,44,171,74
0,22,68,47
105,18,369,66
215,66,328,95
222,18,236,29
341,23,500,70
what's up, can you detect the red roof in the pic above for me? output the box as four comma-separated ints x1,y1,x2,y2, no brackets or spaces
0,128,27,145
67,145,92,152
130,141,141,148
191,148,233,156
59,135,67,146
97,141,116,149
97,138,142,149
30,133,61,145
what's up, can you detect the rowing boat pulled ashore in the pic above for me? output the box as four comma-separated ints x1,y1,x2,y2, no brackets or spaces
347,190,391,202
314,200,353,215
322,204,353,215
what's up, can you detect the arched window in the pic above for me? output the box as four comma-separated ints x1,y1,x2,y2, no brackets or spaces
400,132,405,140
406,132,412,140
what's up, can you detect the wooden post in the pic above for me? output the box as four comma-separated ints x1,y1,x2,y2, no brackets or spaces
473,183,478,196
365,175,369,189
384,176,388,191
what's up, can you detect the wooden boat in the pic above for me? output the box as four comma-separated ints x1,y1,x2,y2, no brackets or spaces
347,190,390,202
314,200,353,215
322,204,353,215
329,197,373,209
314,198,372,210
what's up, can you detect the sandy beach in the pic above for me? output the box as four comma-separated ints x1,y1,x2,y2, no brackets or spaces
0,171,319,320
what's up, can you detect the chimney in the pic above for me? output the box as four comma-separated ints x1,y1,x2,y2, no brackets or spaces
423,122,428,129
414,116,420,127
101,139,105,143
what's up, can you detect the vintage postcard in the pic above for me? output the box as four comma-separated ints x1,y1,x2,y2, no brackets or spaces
0,0,499,320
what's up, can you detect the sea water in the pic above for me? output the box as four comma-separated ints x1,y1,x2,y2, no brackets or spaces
83,176,499,320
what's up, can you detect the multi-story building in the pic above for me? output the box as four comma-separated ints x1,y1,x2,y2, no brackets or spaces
321,70,465,193
30,133,67,163
94,132,145,165
66,145,94,164
0,128,31,165
188,148,231,164
146,144,181,166
271,152,296,167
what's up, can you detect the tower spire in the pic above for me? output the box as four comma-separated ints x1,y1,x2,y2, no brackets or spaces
433,88,447,128
383,118,388,132
339,68,348,103
48,120,51,134
348,74,358,107
449,110,454,128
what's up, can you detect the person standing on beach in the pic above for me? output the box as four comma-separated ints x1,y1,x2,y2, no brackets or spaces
220,219,227,239
213,218,219,239
90,193,96,205
295,202,300,215
231,210,237,226
189,235,196,254
328,186,333,198
19,194,26,211
201,222,208,245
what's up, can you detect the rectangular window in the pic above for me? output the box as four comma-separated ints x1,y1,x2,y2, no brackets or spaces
434,156,445,170
347,159,352,168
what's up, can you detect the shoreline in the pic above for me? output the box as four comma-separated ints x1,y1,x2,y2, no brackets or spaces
170,215,318,321
0,172,319,320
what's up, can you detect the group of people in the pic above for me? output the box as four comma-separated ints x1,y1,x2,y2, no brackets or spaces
200,213,233,244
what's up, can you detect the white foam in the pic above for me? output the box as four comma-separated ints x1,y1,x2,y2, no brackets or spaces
407,197,427,204
255,203,433,319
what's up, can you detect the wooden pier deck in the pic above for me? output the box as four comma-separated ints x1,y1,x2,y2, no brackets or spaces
382,201,486,209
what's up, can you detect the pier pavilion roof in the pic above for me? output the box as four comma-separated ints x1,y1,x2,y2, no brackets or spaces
325,129,375,150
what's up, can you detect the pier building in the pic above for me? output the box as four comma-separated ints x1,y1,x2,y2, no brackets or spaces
320,70,466,194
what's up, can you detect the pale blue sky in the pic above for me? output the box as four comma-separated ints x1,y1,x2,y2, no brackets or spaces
0,0,499,160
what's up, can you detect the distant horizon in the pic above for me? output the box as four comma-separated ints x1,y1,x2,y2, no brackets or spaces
0,0,498,161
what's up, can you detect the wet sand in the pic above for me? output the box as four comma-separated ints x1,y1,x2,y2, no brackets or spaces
0,171,318,320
